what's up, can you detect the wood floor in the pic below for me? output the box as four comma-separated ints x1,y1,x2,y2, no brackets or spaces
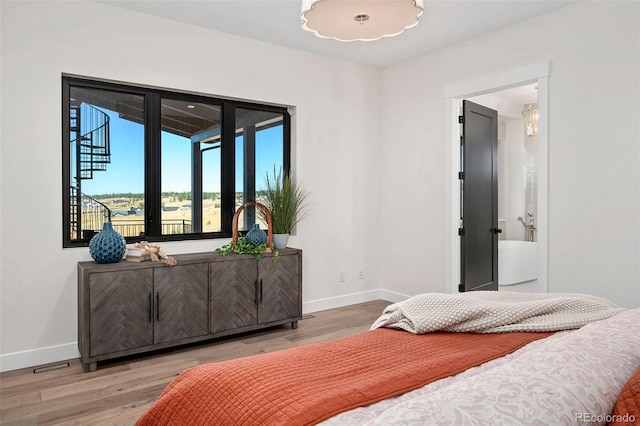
0,299,389,426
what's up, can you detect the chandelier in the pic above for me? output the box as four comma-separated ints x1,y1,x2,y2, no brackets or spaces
522,103,538,136
300,0,425,42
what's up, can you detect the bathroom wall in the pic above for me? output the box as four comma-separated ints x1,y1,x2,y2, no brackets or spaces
498,122,507,239
524,131,539,239
505,116,527,240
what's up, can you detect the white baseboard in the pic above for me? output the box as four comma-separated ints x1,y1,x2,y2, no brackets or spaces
1,288,410,373
378,289,411,304
303,288,409,313
0,343,79,373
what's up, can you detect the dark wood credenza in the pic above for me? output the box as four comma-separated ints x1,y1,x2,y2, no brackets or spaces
78,249,302,371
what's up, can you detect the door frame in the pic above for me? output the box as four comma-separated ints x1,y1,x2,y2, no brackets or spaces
444,61,550,294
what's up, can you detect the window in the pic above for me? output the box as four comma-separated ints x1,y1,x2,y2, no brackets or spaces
63,76,290,247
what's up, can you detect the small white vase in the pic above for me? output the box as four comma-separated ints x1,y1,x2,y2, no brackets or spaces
272,233,289,250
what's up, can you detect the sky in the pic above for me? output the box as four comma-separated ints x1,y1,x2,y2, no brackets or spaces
79,108,283,197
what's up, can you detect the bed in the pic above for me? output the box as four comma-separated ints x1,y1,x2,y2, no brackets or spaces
135,292,640,425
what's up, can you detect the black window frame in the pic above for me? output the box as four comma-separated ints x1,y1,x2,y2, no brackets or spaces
62,75,291,248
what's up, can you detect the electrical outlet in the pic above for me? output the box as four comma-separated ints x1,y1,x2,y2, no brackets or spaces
339,271,346,282
358,269,364,280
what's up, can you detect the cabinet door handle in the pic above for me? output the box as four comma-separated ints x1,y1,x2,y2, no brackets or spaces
259,279,263,304
156,292,160,322
148,293,152,323
254,280,259,305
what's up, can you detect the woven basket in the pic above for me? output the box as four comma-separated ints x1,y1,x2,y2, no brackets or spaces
232,202,273,253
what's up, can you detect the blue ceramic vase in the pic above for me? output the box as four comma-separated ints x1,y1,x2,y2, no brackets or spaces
89,222,126,263
246,223,268,246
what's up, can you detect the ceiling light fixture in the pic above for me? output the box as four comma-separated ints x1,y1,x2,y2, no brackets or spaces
522,103,539,136
301,0,424,42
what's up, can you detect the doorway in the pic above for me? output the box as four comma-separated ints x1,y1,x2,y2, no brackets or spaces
469,84,539,242
459,100,499,292
444,62,549,294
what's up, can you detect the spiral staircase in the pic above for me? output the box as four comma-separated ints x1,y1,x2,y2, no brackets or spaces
69,103,112,240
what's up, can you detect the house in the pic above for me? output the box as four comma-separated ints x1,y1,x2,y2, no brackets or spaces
1,0,638,374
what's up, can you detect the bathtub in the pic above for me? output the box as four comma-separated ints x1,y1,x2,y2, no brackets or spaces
498,240,537,285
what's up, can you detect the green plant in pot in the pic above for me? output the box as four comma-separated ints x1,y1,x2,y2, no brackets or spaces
259,167,310,250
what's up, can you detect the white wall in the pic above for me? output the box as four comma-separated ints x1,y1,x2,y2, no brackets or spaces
0,1,384,371
2,0,639,372
373,1,639,306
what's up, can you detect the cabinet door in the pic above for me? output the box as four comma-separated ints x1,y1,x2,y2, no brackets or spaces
89,269,153,357
210,258,257,333
258,253,301,324
154,264,208,344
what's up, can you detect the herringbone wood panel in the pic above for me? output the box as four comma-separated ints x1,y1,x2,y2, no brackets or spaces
154,264,209,344
1,300,391,426
259,253,301,323
89,270,154,357
210,258,258,332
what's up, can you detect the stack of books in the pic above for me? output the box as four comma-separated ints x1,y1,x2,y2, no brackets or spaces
125,247,151,263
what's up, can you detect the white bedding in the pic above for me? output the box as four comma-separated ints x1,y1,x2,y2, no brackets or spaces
325,306,640,425
370,291,625,333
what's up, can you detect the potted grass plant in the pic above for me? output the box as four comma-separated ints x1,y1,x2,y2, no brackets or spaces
259,167,310,250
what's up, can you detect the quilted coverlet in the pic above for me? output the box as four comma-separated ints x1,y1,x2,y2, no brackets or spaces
135,328,552,425
327,308,640,425
370,291,625,333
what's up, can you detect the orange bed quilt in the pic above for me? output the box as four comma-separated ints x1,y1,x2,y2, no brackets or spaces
609,364,640,425
135,328,551,426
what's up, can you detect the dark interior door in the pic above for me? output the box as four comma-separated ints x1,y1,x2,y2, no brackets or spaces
459,100,499,292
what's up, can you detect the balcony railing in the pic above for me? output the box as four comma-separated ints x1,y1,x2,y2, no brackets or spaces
71,188,112,241
110,219,193,238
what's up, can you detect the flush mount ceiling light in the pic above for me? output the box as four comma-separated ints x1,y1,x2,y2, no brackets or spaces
301,0,425,42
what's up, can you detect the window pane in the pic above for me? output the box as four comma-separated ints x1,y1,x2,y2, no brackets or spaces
235,108,284,232
69,87,145,242
64,77,290,247
161,98,222,235
202,145,221,232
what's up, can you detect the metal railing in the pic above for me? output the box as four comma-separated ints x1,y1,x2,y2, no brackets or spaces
71,103,111,180
70,188,112,241
111,219,193,238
